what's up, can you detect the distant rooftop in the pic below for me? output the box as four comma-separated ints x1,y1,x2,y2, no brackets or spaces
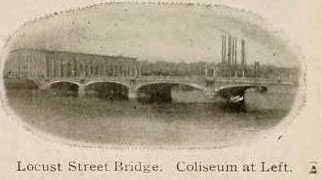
10,48,137,60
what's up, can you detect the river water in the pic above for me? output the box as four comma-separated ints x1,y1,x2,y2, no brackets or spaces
5,85,297,147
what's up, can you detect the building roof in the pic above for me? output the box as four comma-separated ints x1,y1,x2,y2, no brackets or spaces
9,48,137,61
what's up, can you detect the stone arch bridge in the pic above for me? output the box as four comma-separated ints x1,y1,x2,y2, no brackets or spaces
31,76,283,105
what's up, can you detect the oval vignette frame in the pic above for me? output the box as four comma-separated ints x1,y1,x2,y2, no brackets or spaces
0,1,307,149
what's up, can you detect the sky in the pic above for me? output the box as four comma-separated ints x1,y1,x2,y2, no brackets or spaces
7,3,299,67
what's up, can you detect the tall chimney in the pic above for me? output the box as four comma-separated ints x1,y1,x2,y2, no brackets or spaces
234,38,238,77
231,37,235,77
241,39,246,77
221,34,226,65
227,36,232,77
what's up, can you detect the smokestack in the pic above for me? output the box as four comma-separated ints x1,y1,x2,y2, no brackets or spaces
221,34,226,65
231,37,235,77
241,39,246,77
227,36,232,77
234,38,238,77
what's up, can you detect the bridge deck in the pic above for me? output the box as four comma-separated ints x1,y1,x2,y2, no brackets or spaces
42,76,297,85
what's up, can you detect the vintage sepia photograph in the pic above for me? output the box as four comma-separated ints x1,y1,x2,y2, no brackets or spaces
2,3,302,147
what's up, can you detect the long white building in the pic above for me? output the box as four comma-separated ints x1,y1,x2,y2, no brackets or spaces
4,49,138,80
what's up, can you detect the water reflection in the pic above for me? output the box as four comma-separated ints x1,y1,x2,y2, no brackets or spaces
5,85,296,146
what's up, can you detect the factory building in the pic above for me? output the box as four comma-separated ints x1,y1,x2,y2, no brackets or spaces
4,49,138,80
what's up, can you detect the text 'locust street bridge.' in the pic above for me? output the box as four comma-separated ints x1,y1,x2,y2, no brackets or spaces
4,48,298,109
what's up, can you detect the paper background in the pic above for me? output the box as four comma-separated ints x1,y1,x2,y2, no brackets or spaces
0,0,321,179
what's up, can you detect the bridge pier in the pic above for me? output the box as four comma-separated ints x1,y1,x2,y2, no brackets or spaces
128,80,137,101
204,79,215,98
38,82,50,90
128,91,137,101
204,89,215,100
78,85,86,97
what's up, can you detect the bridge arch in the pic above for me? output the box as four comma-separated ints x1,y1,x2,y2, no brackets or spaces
213,84,268,112
49,81,80,96
49,81,81,88
135,82,206,103
85,80,130,89
216,84,268,94
85,81,130,100
135,82,206,91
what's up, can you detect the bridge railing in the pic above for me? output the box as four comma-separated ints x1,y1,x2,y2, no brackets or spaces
42,75,298,86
